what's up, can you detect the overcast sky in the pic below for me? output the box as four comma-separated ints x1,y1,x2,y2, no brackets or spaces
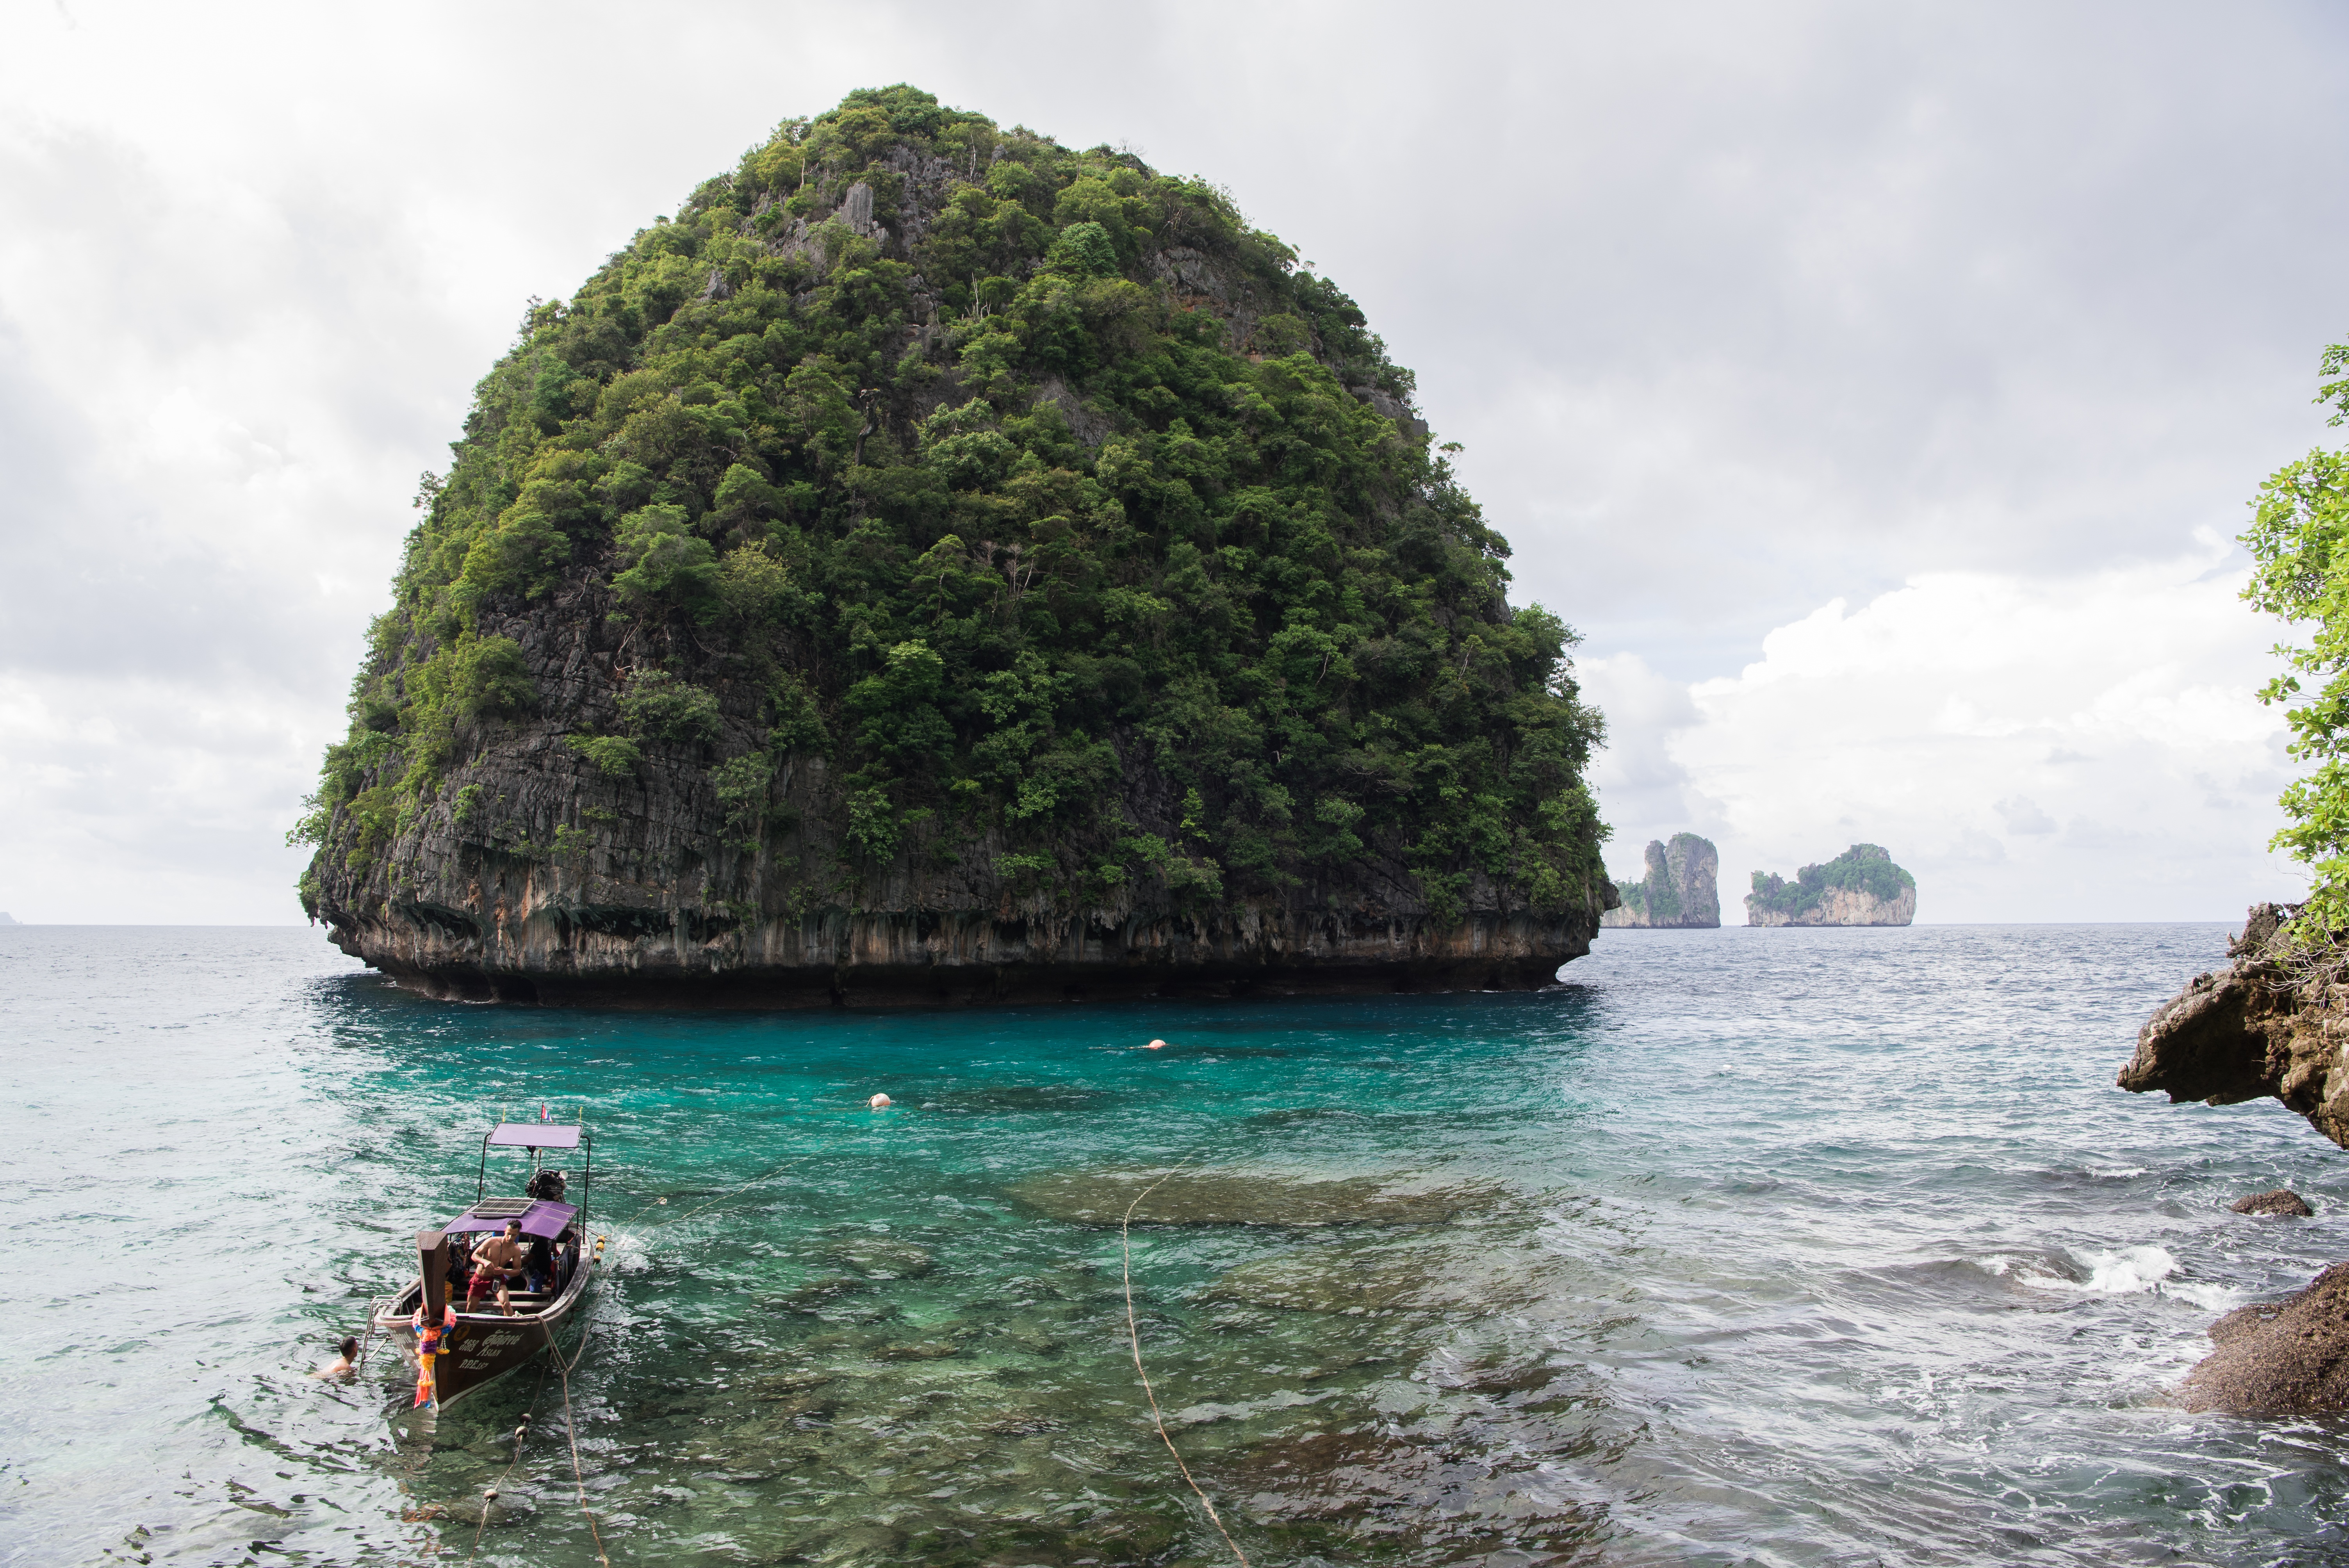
3,0,2343,924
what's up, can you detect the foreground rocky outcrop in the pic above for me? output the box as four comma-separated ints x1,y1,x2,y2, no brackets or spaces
1601,833,1720,928
2178,1265,2349,1415
2119,903,2349,1415
2115,903,2349,1149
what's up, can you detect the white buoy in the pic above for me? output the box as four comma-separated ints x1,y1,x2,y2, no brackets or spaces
1146,1039,1167,1050
869,1092,892,1108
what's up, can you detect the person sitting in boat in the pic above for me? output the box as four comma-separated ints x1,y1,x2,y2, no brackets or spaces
556,1228,579,1289
445,1235,476,1300
466,1220,528,1315
524,1231,554,1294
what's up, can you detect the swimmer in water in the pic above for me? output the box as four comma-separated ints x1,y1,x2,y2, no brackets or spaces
315,1336,359,1377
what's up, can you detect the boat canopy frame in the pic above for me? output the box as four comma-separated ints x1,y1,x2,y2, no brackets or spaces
476,1121,591,1231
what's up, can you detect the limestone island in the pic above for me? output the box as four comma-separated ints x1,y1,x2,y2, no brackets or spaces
1600,833,1719,928
292,86,1616,1006
1744,844,1915,927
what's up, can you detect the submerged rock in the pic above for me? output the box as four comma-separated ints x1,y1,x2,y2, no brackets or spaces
2231,1188,2315,1217
769,1276,865,1311
2180,1263,2349,1415
872,1340,959,1361
1204,1237,1553,1315
1005,1168,1488,1226
822,1237,935,1278
747,1370,834,1401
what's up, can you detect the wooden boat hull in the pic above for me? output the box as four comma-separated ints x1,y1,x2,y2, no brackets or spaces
376,1265,593,1409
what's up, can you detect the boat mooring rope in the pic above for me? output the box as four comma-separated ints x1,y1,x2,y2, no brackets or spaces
552,1334,612,1568
463,1359,551,1565
352,1310,381,1378
1121,1160,1251,1568
611,1152,815,1244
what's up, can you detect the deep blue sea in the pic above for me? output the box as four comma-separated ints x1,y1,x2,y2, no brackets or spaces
8,922,2349,1566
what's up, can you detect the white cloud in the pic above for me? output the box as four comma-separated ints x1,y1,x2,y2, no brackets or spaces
1587,545,2300,922
0,671,320,923
1995,795,2057,834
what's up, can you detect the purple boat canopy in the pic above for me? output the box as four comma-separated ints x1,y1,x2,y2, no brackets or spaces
488,1123,581,1149
445,1199,579,1240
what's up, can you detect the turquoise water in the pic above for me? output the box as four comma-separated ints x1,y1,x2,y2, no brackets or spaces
9,923,2349,1566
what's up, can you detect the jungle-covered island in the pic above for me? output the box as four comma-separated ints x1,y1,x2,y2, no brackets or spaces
291,86,1615,1004
1744,844,1916,927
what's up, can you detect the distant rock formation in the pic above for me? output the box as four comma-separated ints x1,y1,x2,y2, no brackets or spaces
0,911,16,925
1602,834,1720,928
1745,843,1916,927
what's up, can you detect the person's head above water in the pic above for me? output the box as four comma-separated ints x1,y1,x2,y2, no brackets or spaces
338,1336,358,1360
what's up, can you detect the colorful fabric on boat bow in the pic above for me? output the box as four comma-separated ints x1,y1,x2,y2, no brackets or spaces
411,1303,457,1408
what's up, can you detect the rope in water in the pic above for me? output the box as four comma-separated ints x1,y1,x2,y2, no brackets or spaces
352,1311,381,1378
552,1333,611,1568
463,1359,552,1565
611,1153,815,1242
1121,1160,1251,1568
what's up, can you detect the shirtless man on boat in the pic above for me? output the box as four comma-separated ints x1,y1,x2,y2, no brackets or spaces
466,1220,528,1314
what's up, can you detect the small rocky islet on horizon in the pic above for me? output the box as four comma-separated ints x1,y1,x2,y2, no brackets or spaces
1599,836,1914,928
1600,832,1720,927
1745,842,1916,926
291,86,1616,1006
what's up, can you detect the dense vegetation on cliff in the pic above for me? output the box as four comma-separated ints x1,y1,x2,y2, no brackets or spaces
2244,338,2349,939
292,86,1609,936
1746,844,1913,920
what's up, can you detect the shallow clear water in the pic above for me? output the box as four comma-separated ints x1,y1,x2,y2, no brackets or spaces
8,922,2349,1566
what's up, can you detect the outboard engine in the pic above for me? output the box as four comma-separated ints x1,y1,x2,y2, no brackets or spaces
528,1169,567,1203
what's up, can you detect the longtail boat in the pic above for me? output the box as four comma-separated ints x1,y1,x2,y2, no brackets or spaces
374,1119,600,1409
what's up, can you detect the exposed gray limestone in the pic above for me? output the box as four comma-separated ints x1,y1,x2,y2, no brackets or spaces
837,180,875,233
1602,834,1720,928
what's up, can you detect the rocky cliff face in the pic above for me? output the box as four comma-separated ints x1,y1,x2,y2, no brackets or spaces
325,731,1597,1005
298,89,1615,1006
1745,884,1917,927
2117,904,2349,1415
2116,903,2349,1149
1600,833,1720,928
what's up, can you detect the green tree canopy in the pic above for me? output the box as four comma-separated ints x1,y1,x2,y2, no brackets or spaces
2242,338,2349,936
294,84,1610,927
